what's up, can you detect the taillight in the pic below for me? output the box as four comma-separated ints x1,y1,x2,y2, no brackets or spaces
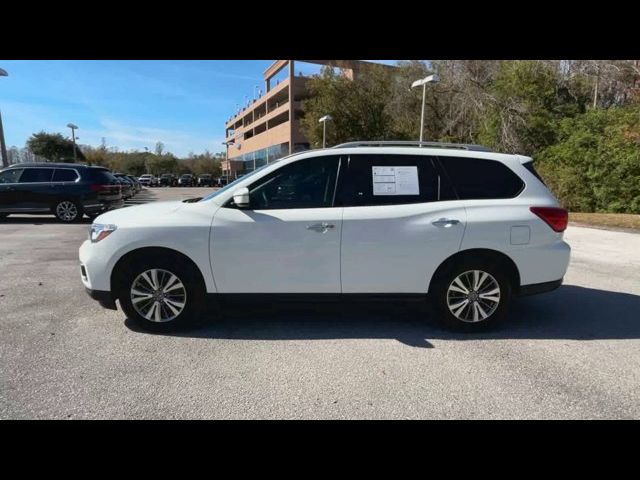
530,206,568,232
90,184,119,192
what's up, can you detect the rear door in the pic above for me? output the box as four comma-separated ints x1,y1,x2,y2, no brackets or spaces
339,154,467,293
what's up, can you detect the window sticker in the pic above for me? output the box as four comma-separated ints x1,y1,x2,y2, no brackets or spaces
372,166,419,195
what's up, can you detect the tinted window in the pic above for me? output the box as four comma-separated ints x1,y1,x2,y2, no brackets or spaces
0,169,23,184
87,169,118,183
52,169,79,182
341,154,449,206
438,157,524,199
19,168,54,183
523,161,546,186
247,156,340,209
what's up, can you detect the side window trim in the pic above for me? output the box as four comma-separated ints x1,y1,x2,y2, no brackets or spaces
435,156,461,201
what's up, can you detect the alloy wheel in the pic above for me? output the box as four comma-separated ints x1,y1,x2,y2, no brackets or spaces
130,269,187,323
56,201,78,221
446,270,501,323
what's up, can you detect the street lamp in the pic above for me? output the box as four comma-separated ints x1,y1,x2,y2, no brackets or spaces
411,73,439,143
67,123,79,162
0,68,8,167
319,115,332,148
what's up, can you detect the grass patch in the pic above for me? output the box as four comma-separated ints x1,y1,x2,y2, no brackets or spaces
569,212,640,231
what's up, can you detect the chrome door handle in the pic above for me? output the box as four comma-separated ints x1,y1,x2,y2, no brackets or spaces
432,218,460,228
307,222,335,233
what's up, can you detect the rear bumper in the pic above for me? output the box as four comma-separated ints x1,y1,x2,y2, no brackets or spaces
83,198,124,214
85,287,117,310
518,278,563,296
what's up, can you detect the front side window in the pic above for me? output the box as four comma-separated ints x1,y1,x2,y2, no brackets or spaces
341,154,448,207
247,156,340,210
19,168,54,183
438,156,525,200
0,168,23,184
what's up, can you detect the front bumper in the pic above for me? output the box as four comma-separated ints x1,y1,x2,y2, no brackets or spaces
85,287,117,310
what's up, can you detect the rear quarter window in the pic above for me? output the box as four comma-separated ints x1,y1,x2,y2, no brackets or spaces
438,156,524,200
86,168,118,183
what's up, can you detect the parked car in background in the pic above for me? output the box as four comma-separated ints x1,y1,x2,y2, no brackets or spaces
216,176,229,186
127,175,142,193
197,174,214,187
80,141,570,332
113,174,135,199
160,173,177,187
178,174,194,187
0,162,123,222
138,174,157,187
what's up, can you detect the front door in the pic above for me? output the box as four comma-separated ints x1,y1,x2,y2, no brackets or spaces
210,155,344,293
0,168,24,211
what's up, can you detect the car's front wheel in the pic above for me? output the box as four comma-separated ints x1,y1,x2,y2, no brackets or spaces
117,257,205,332
432,260,512,331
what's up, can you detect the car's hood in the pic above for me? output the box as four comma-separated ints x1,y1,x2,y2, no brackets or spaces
94,201,186,226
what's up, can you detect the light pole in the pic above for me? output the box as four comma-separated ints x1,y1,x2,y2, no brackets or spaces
0,68,9,167
319,115,332,148
67,123,78,162
411,74,439,143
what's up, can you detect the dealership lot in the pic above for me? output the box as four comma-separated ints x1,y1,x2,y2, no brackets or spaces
1,187,639,419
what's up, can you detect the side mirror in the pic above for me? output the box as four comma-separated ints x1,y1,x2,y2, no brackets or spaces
232,187,250,208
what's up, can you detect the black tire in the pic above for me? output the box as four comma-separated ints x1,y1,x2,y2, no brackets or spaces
431,258,512,332
53,199,83,223
117,255,206,332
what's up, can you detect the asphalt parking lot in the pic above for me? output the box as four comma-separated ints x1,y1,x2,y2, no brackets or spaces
1,187,639,419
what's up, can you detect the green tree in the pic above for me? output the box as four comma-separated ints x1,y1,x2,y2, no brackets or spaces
26,131,86,162
300,65,395,147
536,105,640,213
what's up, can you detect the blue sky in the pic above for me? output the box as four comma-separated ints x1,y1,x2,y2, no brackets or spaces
0,60,398,157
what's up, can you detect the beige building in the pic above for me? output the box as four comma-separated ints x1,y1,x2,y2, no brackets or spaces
221,60,390,178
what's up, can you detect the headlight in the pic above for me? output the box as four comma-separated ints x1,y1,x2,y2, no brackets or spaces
89,224,117,243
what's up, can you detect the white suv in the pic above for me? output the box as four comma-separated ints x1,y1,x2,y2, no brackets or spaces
79,142,570,332
138,174,157,187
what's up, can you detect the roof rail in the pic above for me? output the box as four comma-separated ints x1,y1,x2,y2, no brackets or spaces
331,141,492,152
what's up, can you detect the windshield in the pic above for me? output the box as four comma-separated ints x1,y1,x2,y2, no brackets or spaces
199,162,275,202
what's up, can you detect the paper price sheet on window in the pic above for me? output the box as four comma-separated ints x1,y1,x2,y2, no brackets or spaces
372,166,420,195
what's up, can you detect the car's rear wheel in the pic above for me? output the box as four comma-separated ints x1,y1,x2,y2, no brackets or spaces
117,257,205,332
432,259,511,331
53,199,82,223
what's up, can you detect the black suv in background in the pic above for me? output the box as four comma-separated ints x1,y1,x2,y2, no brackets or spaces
197,174,214,187
178,174,194,187
0,163,123,222
160,173,177,187
113,173,135,199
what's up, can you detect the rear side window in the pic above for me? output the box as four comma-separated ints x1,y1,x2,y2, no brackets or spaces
52,169,79,182
87,168,118,183
341,154,450,206
523,161,546,186
19,168,54,183
438,157,524,200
